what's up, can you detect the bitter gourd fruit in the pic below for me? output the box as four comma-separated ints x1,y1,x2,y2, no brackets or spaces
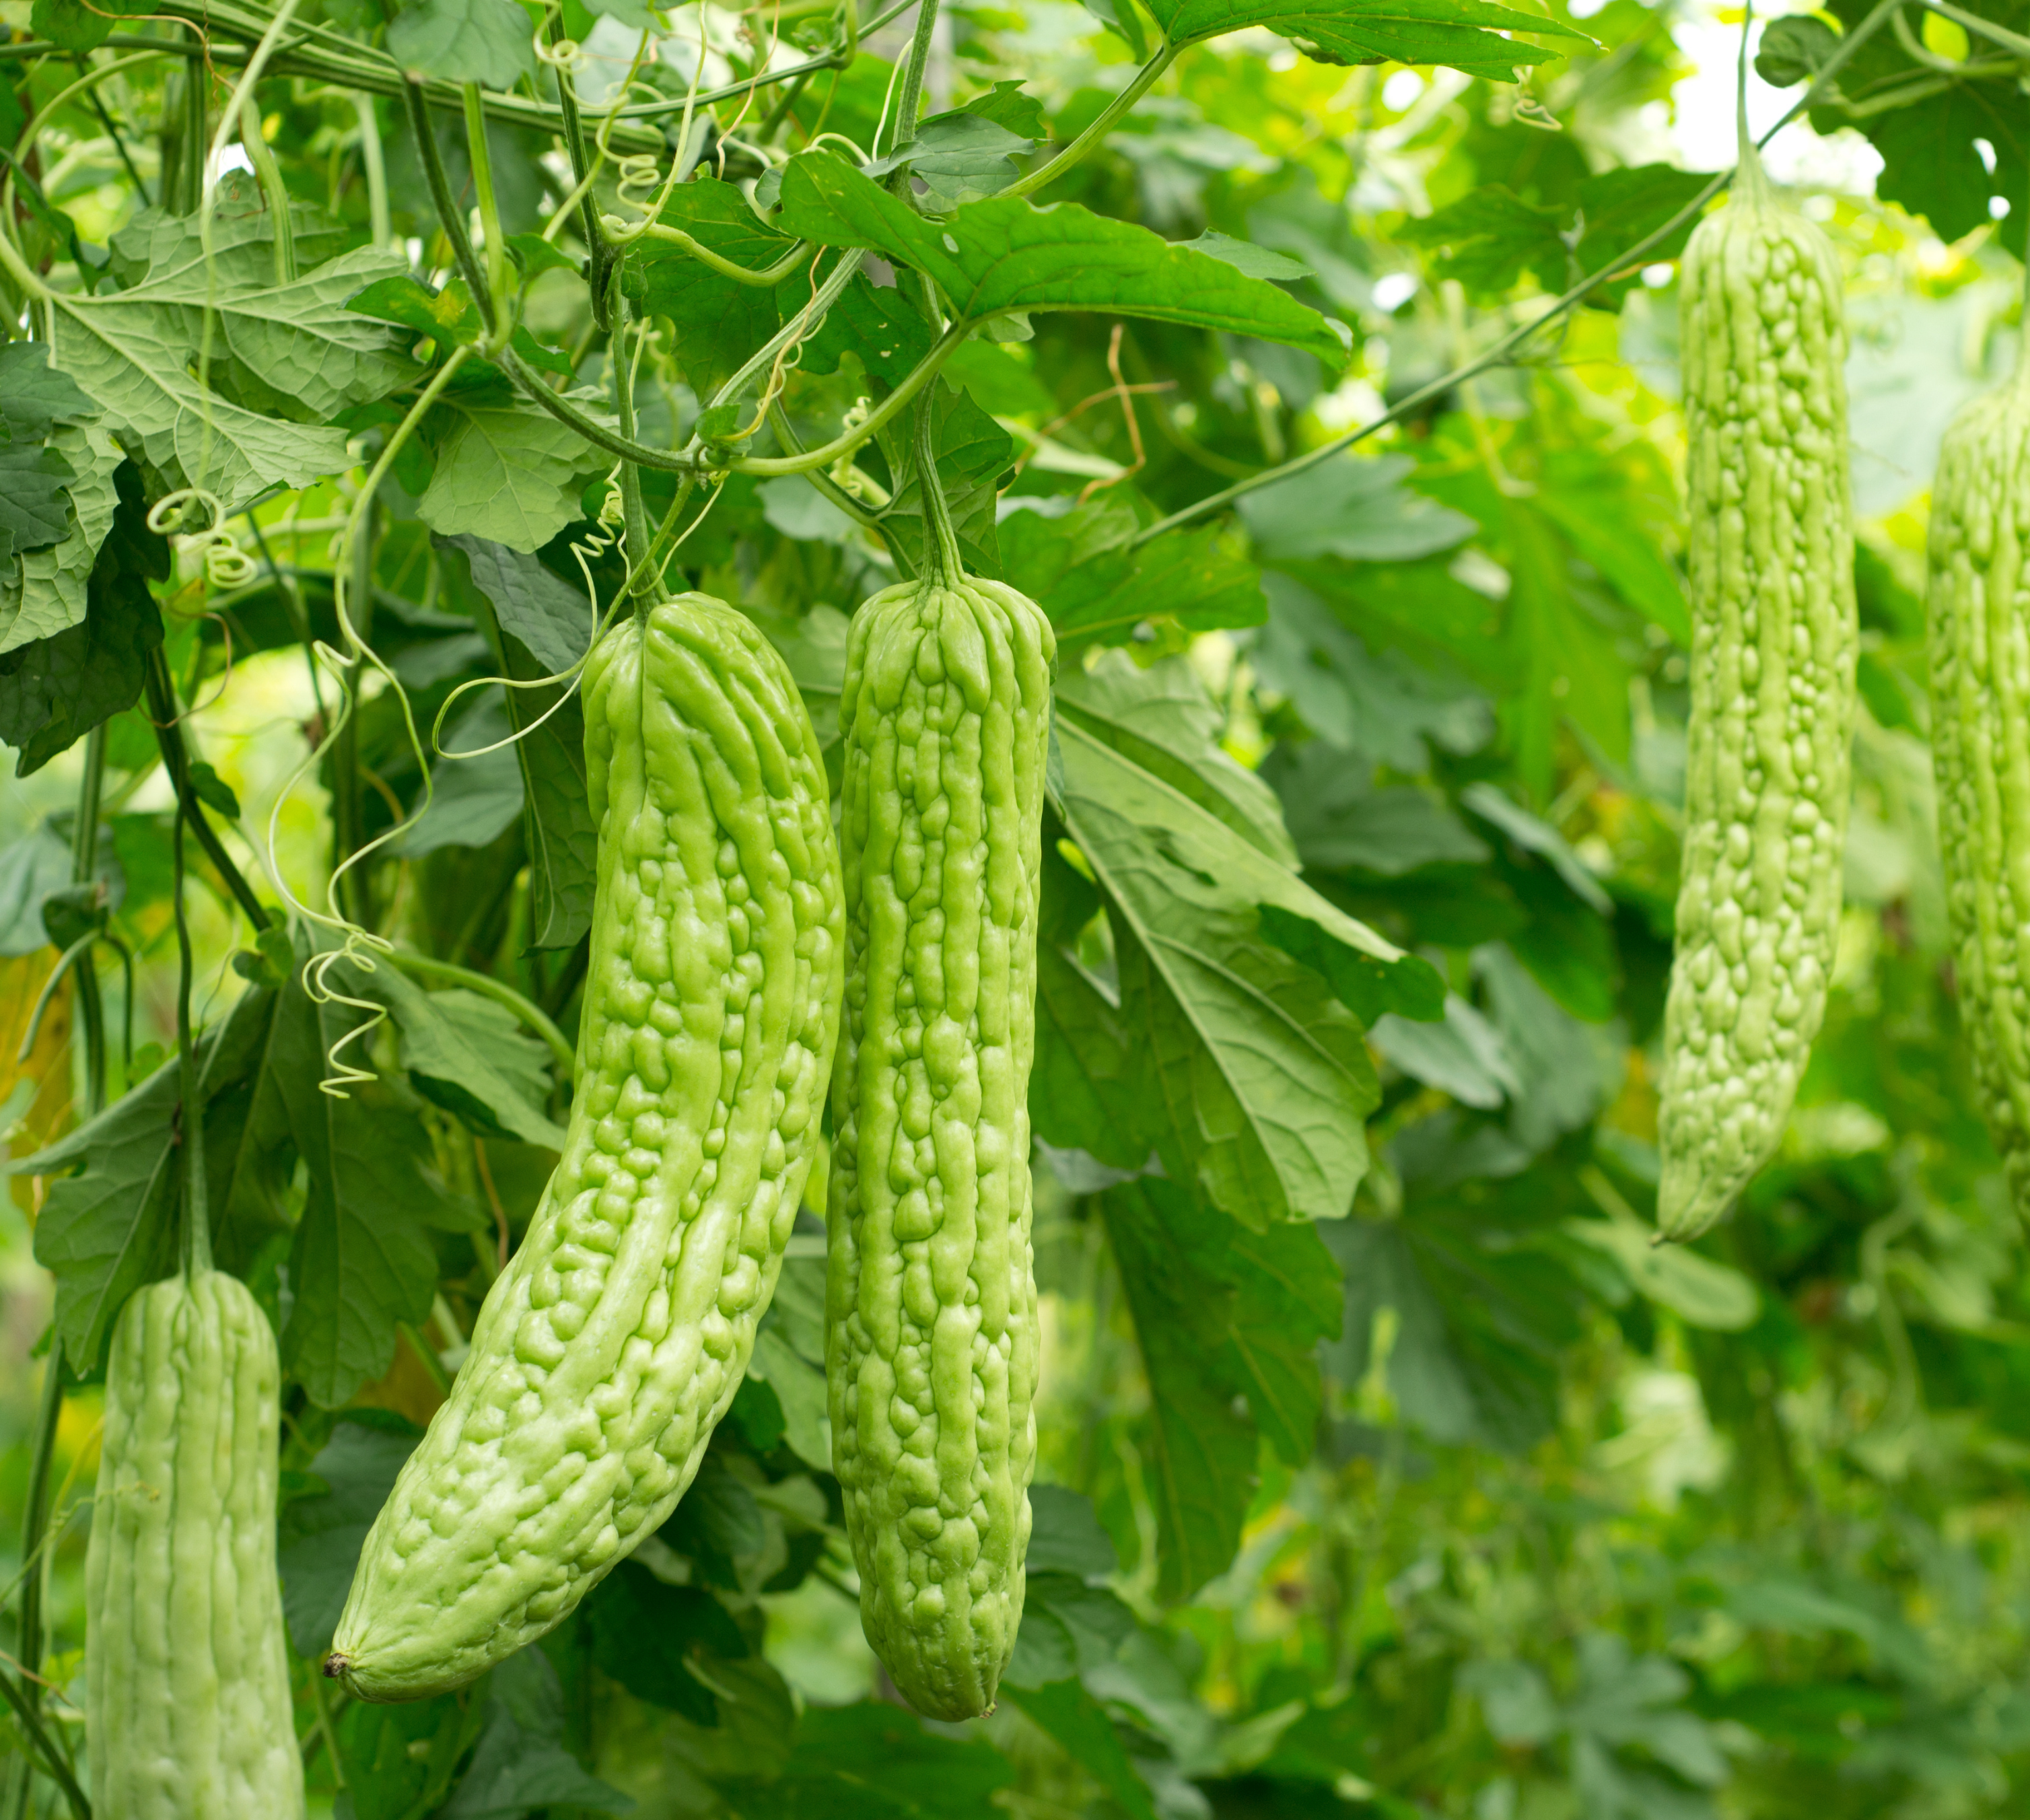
328,593,843,1701
87,1271,305,1819
827,570,1055,1720
1926,337,2030,1210
1655,137,1856,1242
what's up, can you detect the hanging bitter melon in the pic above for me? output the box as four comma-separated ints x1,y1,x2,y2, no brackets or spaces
1655,137,1858,1242
827,569,1055,1720
88,1271,306,1819
327,594,843,1700
1926,336,2030,1210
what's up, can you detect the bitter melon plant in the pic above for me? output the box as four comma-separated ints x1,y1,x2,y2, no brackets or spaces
326,593,844,1701
827,549,1055,1721
1926,338,2030,1210
87,1269,306,1819
1654,135,1857,1242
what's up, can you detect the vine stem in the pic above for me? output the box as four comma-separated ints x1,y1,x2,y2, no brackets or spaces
401,75,489,315
1003,41,1178,201
172,804,213,1279
1128,0,1905,549
0,1667,88,1820
462,83,510,347
144,651,272,931
501,317,971,477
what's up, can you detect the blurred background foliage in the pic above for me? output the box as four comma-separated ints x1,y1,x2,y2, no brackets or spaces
3,0,2028,1814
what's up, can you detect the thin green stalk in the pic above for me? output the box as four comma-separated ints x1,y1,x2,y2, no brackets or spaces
545,8,612,322
1131,0,1904,549
400,75,487,310
501,316,969,477
333,502,378,928
67,726,108,1117
1003,42,1177,200
912,386,963,583
386,951,576,1075
706,250,865,415
462,83,508,345
240,95,298,284
172,804,213,1279
613,298,655,609
0,1665,88,1820
883,0,942,155
144,650,272,930
73,55,149,201
353,94,390,250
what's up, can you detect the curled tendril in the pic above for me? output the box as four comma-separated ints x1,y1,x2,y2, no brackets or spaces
303,933,396,1096
148,488,261,589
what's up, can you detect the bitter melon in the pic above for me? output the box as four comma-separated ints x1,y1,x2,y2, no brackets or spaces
1656,137,1857,1242
827,570,1055,1720
327,594,843,1700
1926,337,2030,1209
87,1271,305,1819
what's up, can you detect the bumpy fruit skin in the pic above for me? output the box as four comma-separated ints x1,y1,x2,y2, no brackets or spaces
1656,151,1856,1242
827,574,1054,1721
1926,341,2030,1209
88,1271,305,1820
329,594,843,1701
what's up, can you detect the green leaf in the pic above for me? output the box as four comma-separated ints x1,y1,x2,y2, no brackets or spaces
0,461,165,777
390,692,527,858
1271,757,1490,876
1756,13,1839,87
1056,652,1296,862
1140,0,1590,80
386,0,538,87
338,1683,489,1820
1370,994,1518,1108
270,965,449,1408
1182,230,1313,282
726,1703,1014,1819
586,1561,747,1725
1460,783,1611,915
747,1326,830,1469
17,985,277,1372
1253,576,1492,771
419,393,610,552
278,1412,423,1656
0,341,98,438
1401,165,1709,304
48,230,415,512
1104,1177,1340,1595
442,1649,635,1816
0,825,81,956
1238,454,1475,563
774,151,1350,364
1055,707,1440,1224
347,271,485,352
1006,1681,1160,1820
338,960,565,1149
866,110,1038,208
435,536,598,950
998,498,1266,650
30,0,118,52
1026,1483,1121,1579
0,425,123,656
625,180,802,394
1868,84,2023,251
185,759,241,819
1322,1203,1582,1453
